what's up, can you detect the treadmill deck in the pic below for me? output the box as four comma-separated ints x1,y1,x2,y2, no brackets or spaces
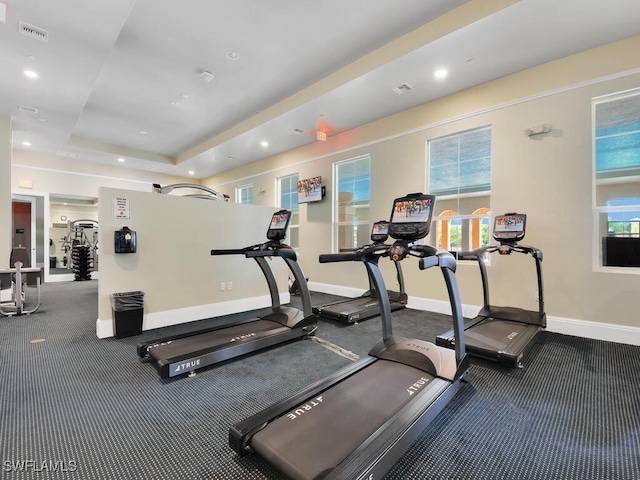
251,359,442,479
148,318,288,361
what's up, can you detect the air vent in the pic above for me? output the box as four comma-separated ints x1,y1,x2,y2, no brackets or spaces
199,70,215,82
18,104,38,114
293,128,305,134
392,83,414,95
18,21,49,42
56,150,81,160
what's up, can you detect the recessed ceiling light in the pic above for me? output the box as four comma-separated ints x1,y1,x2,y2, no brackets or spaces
24,70,38,79
188,170,195,176
260,141,269,148
139,130,148,135
226,51,240,60
117,157,125,163
180,93,190,99
22,141,31,146
434,68,448,79
170,101,182,107
36,117,45,122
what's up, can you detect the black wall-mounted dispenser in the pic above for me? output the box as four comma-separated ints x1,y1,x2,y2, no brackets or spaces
115,226,137,254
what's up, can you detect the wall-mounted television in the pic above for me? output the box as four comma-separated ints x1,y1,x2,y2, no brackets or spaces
297,176,324,204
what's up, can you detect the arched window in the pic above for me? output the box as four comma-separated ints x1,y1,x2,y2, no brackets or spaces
435,210,457,251
471,207,491,250
436,208,490,253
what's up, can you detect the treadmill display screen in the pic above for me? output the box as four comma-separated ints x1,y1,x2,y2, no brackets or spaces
266,210,292,241
389,193,435,240
493,213,526,243
370,221,389,243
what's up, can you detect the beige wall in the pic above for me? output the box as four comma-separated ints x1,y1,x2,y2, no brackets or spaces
0,116,11,262
204,36,640,335
97,187,285,337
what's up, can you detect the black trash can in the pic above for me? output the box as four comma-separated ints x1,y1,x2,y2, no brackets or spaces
111,291,145,339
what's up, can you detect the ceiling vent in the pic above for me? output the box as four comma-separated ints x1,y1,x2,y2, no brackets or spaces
18,21,49,42
18,104,38,114
199,70,215,82
392,83,414,95
293,128,305,134
56,150,81,160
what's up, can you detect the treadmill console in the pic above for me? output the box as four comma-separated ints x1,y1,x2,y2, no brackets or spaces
370,221,389,243
388,193,435,241
493,213,526,244
266,210,292,241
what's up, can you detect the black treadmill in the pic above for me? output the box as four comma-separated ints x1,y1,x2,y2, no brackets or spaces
436,212,546,368
137,210,317,379
312,220,407,324
229,193,469,480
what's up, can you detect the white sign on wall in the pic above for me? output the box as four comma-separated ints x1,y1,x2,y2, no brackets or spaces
113,197,130,219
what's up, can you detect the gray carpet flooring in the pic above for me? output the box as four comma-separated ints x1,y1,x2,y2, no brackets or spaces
1,281,639,479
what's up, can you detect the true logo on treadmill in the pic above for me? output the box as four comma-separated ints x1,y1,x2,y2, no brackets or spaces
407,377,430,396
173,359,201,373
229,332,256,342
286,396,323,420
507,331,519,340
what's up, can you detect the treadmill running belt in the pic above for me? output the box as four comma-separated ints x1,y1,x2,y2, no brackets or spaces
334,297,379,314
466,318,531,350
148,319,288,361
251,359,435,480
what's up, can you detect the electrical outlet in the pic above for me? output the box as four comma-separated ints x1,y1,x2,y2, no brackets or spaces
220,282,226,291
534,290,539,302
227,282,233,290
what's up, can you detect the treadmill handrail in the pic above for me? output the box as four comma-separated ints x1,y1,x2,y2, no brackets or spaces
211,242,311,318
211,241,297,260
467,241,545,322
418,249,466,363
319,251,359,263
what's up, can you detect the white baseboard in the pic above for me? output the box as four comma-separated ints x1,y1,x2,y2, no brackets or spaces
545,315,640,346
309,282,640,346
96,292,290,339
308,281,366,298
46,271,99,283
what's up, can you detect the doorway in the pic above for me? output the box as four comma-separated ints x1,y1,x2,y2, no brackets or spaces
11,195,37,267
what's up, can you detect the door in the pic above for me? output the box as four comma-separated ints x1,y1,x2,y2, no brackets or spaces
12,195,37,267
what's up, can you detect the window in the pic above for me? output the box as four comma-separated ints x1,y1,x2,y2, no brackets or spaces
334,156,370,251
277,174,299,248
235,184,253,204
593,89,640,269
428,127,492,253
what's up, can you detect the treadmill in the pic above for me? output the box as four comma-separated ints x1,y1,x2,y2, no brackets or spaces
137,210,317,379
229,193,469,480
312,220,407,324
436,212,546,368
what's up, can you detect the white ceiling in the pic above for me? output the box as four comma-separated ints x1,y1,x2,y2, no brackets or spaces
2,0,640,180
